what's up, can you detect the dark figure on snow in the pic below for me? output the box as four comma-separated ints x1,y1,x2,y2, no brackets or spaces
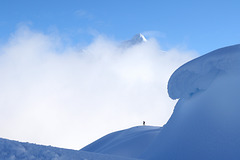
143,121,145,125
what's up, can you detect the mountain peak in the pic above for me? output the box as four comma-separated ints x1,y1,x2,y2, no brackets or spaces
121,33,147,48
131,33,147,43
129,33,147,44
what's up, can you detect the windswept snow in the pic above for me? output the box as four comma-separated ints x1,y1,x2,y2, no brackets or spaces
82,126,161,158
168,44,240,99
0,138,141,160
143,44,240,160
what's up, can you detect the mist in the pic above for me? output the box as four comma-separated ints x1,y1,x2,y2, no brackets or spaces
0,26,197,149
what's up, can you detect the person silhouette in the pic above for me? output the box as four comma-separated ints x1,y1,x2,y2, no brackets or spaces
143,121,145,125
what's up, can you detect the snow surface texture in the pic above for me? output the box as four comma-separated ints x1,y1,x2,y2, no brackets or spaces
168,44,240,99
0,138,140,160
82,126,161,158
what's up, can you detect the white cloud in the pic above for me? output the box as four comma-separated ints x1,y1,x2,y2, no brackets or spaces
75,9,94,20
0,27,197,149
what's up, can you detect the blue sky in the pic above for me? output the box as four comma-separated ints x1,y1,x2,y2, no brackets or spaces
1,0,240,54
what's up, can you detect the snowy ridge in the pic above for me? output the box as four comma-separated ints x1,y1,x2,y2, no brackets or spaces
0,138,140,160
82,126,161,158
168,44,240,99
143,44,240,160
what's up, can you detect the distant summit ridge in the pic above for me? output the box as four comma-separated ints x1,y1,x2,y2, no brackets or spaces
121,33,147,48
130,33,147,43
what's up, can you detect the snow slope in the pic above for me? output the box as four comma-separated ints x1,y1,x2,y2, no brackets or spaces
143,44,240,160
0,137,140,160
82,126,161,158
168,44,240,99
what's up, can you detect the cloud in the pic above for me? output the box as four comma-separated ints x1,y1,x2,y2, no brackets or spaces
75,9,94,20
0,26,197,149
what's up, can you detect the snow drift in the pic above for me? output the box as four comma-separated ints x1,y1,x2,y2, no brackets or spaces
143,44,240,160
82,126,161,158
168,44,240,99
0,138,139,160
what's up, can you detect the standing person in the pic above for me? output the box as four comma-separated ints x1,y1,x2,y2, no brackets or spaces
143,121,145,125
